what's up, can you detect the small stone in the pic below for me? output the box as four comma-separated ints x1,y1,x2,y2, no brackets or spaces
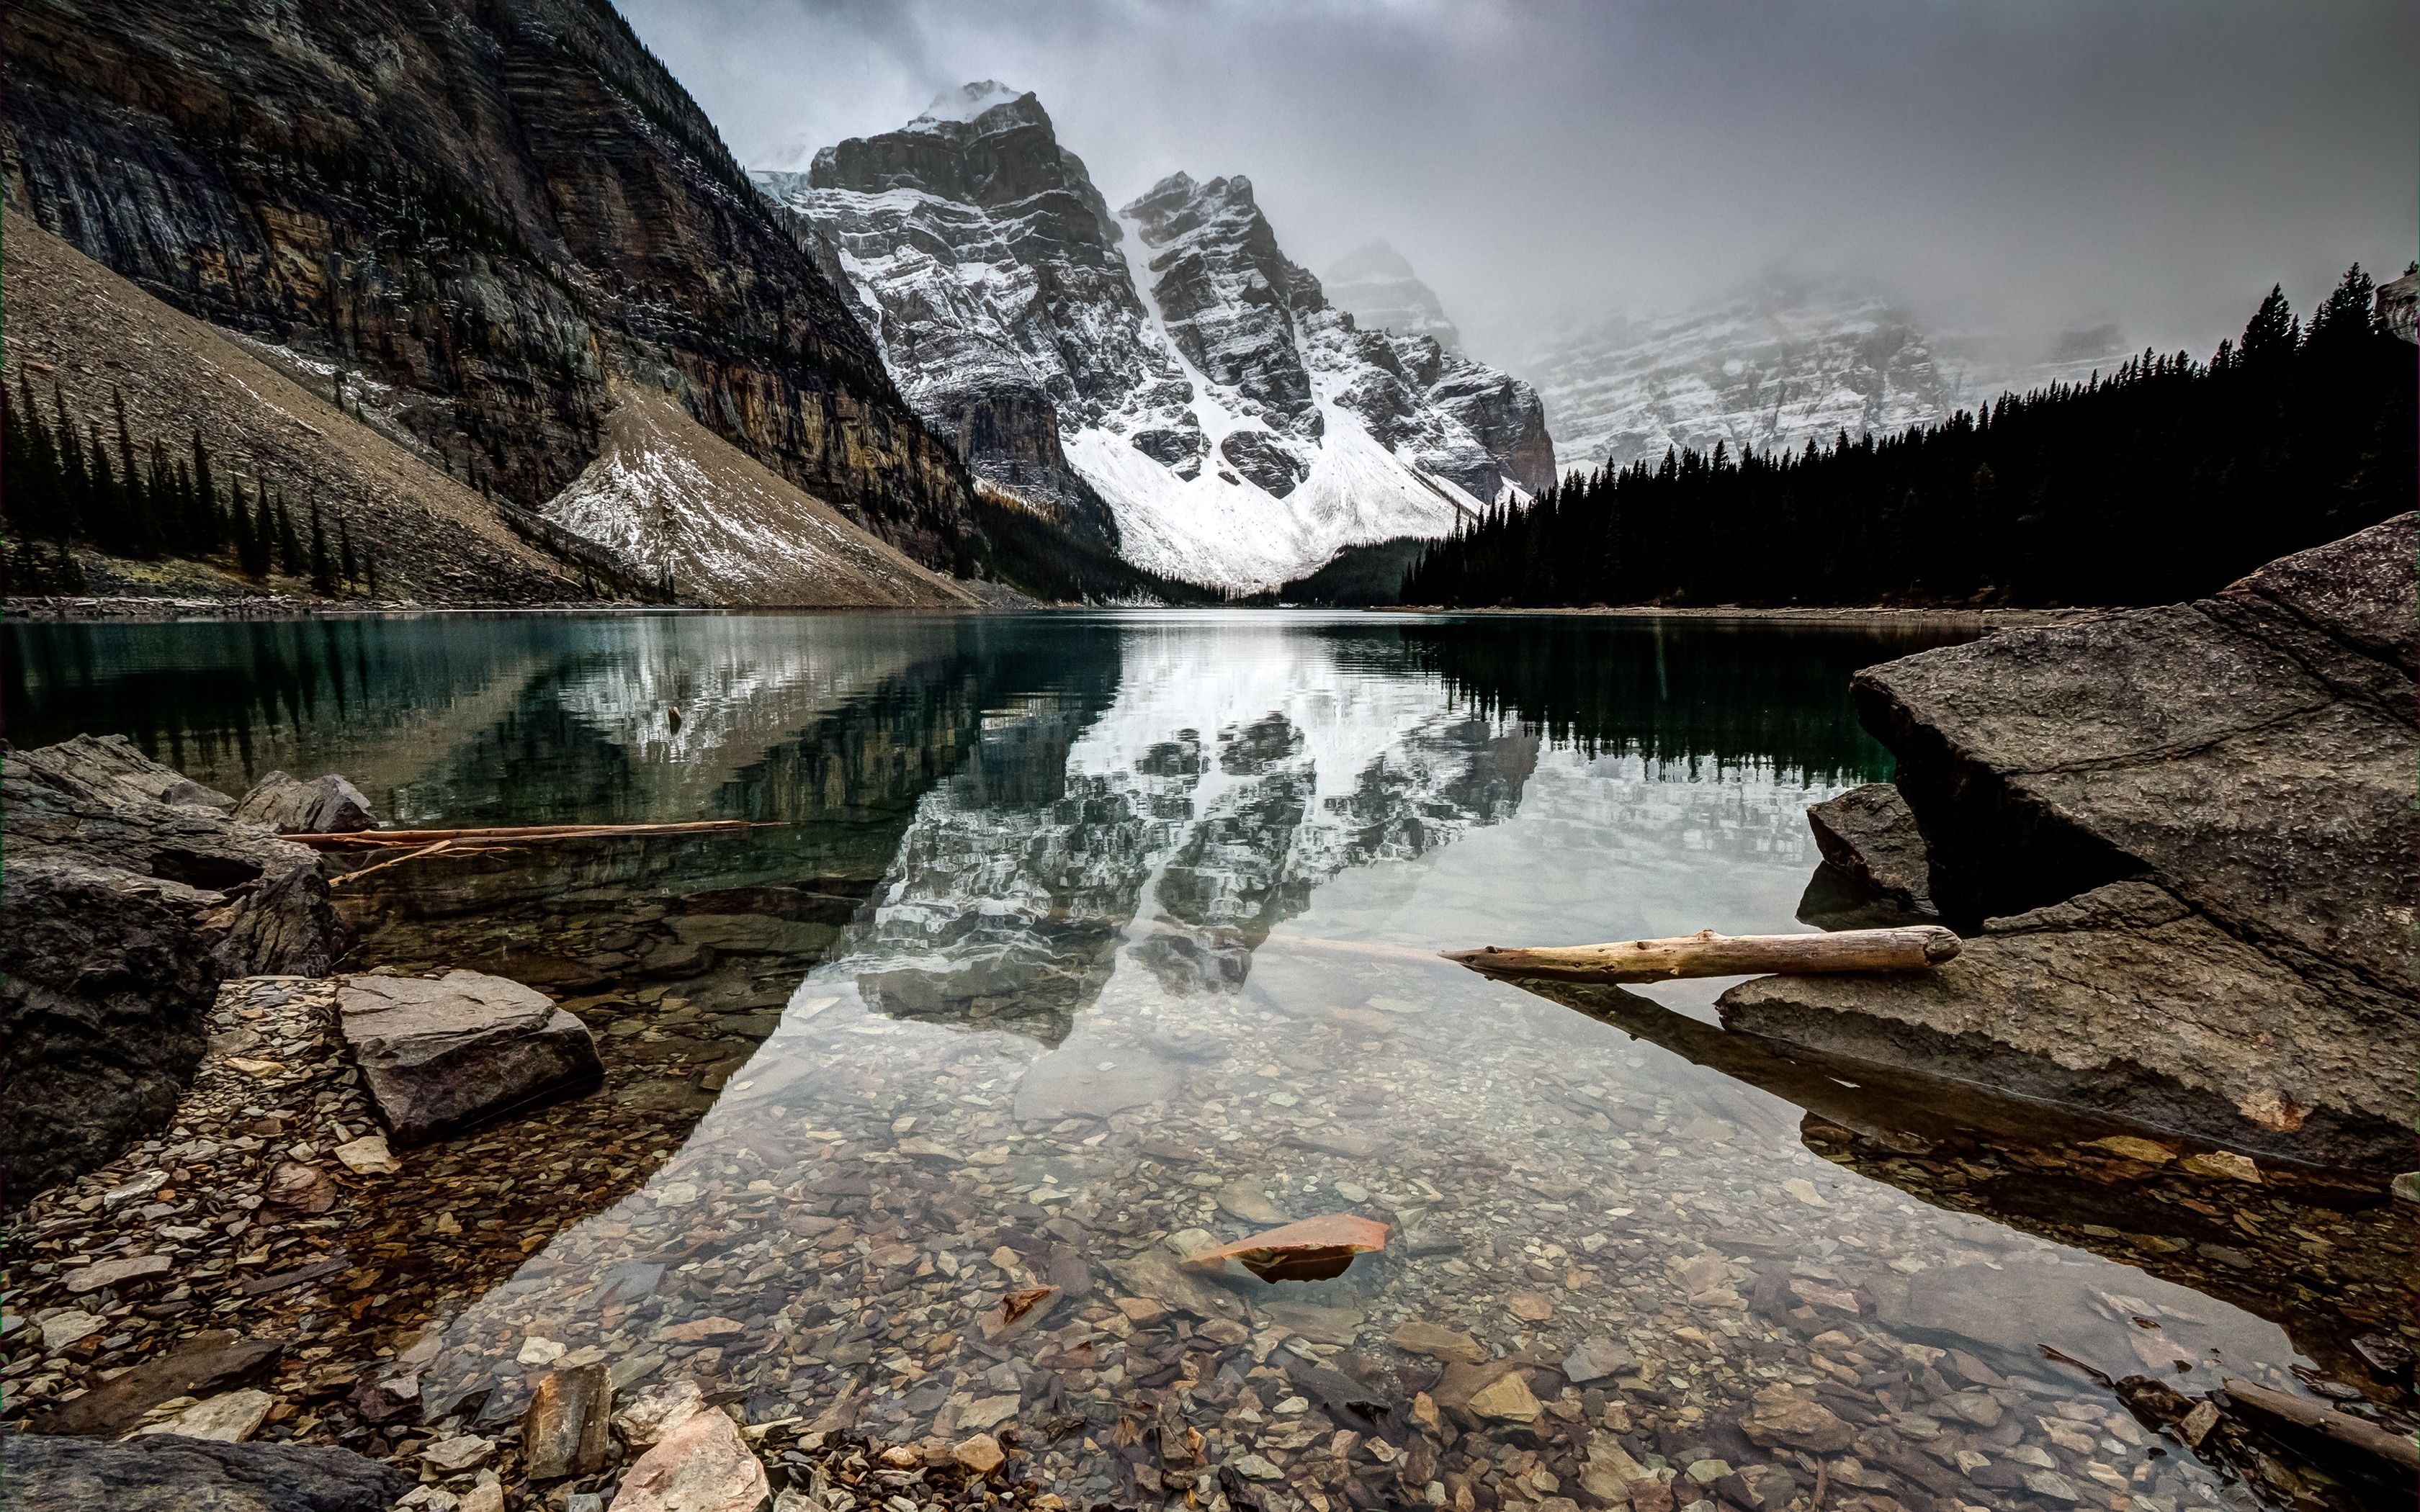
1466,1371,1542,1425
333,1135,399,1174
1114,1297,1169,1326
517,1336,568,1366
133,1389,274,1444
1685,1459,1732,1485
2023,1471,2081,1502
608,1406,768,1512
64,1254,171,1294
658,1317,746,1344
1232,1454,1284,1480
611,1378,706,1449
40,1310,104,1349
420,1436,498,1475
265,1161,340,1213
1561,1336,1634,1384
951,1433,1005,1476
459,1485,506,1512
2081,1135,2174,1163
522,1362,613,1480
1217,1180,1286,1224
1779,1178,1829,1208
2179,1150,2261,1183
1392,1323,1485,1364
961,1395,1020,1432
1741,1386,1853,1453
1507,1290,1556,1322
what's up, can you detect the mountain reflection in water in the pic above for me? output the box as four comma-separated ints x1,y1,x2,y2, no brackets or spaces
7,611,2391,1512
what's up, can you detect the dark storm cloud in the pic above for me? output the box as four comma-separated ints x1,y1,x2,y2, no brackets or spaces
621,0,2417,360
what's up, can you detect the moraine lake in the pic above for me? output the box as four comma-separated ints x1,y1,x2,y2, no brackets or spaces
5,611,2404,1512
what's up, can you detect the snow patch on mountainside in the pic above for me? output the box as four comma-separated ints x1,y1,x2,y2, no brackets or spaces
542,389,977,607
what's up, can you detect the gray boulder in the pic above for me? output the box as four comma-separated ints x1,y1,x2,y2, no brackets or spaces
1,1431,408,1512
1803,783,1936,919
3,737,347,1203
336,971,603,1144
233,770,378,834
1732,515,2416,1170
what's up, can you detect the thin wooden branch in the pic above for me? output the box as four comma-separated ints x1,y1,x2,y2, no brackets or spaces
1446,925,1961,984
289,819,764,851
327,837,455,887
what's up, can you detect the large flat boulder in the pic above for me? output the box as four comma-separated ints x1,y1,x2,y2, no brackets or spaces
1721,881,2414,1167
1850,513,2413,1007
1736,516,2417,1170
3,737,348,1203
1,1431,408,1512
336,971,602,1144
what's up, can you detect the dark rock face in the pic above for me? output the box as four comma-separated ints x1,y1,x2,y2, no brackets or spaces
233,773,377,835
3,737,348,1202
4,0,972,561
1803,783,1936,919
336,971,604,1145
1727,516,2418,1170
1219,432,1307,497
1,1431,409,1512
1126,173,1326,440
759,84,1174,548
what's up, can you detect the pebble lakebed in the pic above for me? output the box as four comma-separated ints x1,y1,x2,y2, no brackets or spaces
8,922,2409,1512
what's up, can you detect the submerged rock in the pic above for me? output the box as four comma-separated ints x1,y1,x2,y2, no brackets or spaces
0,1431,409,1512
2,735,347,1201
336,971,604,1145
1734,516,2417,1169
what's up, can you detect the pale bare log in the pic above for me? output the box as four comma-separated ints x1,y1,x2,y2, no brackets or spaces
1445,925,1960,984
287,819,763,850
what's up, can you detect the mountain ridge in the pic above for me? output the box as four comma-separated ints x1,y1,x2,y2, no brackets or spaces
759,85,1555,591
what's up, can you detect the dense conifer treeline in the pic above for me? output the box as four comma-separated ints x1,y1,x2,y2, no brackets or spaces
3,377,382,596
1403,267,2416,608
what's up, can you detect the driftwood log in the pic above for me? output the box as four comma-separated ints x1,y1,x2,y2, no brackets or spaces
1446,925,1961,984
288,819,762,851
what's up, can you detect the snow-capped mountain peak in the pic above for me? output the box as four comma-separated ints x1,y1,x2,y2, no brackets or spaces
909,78,1028,130
756,86,1554,591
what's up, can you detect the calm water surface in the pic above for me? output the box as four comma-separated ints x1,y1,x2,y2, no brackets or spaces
9,611,2396,1512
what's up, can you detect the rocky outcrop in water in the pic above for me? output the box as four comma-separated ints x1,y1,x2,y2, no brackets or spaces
3,0,973,563
1724,515,2419,1169
2,736,347,1202
763,84,1553,589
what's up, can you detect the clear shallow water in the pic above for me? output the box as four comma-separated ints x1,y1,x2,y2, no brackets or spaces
9,611,2398,1512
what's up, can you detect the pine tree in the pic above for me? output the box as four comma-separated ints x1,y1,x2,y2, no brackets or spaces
338,518,359,589
309,498,336,595
2239,284,2298,364
365,550,382,598
190,433,222,552
274,494,303,576
2305,264,2375,352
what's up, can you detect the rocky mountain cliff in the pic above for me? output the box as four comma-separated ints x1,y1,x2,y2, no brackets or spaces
762,85,1555,590
1530,287,2135,477
3,0,976,567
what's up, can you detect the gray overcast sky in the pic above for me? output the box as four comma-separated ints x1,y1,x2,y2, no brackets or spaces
619,0,2417,363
